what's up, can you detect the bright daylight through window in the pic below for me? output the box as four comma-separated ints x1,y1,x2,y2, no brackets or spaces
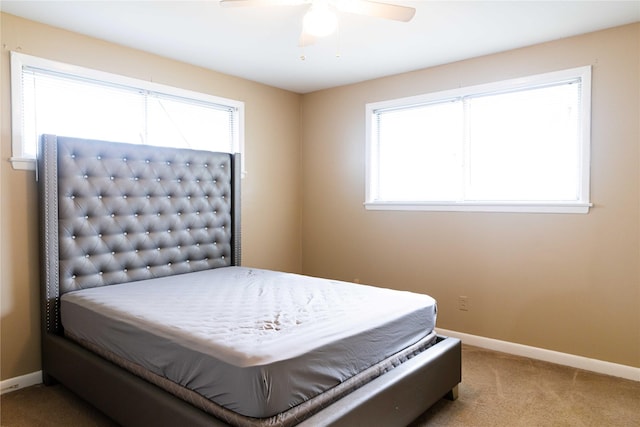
10,52,244,172
366,67,592,213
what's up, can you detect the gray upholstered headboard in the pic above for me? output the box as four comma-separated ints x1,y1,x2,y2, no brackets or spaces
38,134,241,334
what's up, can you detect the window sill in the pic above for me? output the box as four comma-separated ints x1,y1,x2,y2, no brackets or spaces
10,157,36,171
364,201,591,214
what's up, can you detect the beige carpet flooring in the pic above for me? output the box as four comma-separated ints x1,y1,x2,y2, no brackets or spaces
2,345,639,426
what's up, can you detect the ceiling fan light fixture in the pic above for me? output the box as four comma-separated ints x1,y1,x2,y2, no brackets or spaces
303,5,337,37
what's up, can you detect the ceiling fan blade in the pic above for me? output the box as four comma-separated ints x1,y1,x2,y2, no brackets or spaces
220,0,306,7
298,31,317,47
333,0,415,22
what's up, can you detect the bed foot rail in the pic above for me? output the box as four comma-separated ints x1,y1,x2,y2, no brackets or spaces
298,335,461,427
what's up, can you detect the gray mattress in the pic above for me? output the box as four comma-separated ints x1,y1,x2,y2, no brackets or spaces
60,267,438,419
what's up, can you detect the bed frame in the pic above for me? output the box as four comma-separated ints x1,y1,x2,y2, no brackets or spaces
38,134,461,427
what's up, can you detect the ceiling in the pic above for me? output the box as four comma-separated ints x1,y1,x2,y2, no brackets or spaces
2,1,639,93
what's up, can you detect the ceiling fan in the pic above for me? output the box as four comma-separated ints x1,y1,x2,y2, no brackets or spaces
219,0,416,46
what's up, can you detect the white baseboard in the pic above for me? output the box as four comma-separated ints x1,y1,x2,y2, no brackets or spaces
437,328,640,382
1,371,42,395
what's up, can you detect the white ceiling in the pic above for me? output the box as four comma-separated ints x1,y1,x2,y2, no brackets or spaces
2,1,639,93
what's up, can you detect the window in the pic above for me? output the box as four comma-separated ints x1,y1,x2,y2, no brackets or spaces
366,66,591,213
10,52,244,172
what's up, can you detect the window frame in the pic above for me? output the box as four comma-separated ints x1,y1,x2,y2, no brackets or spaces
365,66,592,214
10,51,245,173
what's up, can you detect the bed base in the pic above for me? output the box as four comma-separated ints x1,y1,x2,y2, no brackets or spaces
42,333,460,427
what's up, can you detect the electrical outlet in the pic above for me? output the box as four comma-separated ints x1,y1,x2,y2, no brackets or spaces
458,296,469,311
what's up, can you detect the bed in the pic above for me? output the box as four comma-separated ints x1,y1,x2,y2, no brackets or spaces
38,134,461,427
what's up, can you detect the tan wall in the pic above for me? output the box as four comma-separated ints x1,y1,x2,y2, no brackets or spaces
0,13,302,381
301,23,640,368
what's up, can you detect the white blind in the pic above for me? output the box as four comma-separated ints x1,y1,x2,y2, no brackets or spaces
464,80,582,202
20,66,238,158
375,99,463,201
372,78,584,204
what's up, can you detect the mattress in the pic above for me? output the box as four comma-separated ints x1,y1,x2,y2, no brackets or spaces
60,267,437,419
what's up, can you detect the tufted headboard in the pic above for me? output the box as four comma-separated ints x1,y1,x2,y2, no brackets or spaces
38,135,241,334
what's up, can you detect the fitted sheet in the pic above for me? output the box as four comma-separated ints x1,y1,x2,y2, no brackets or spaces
61,267,437,418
